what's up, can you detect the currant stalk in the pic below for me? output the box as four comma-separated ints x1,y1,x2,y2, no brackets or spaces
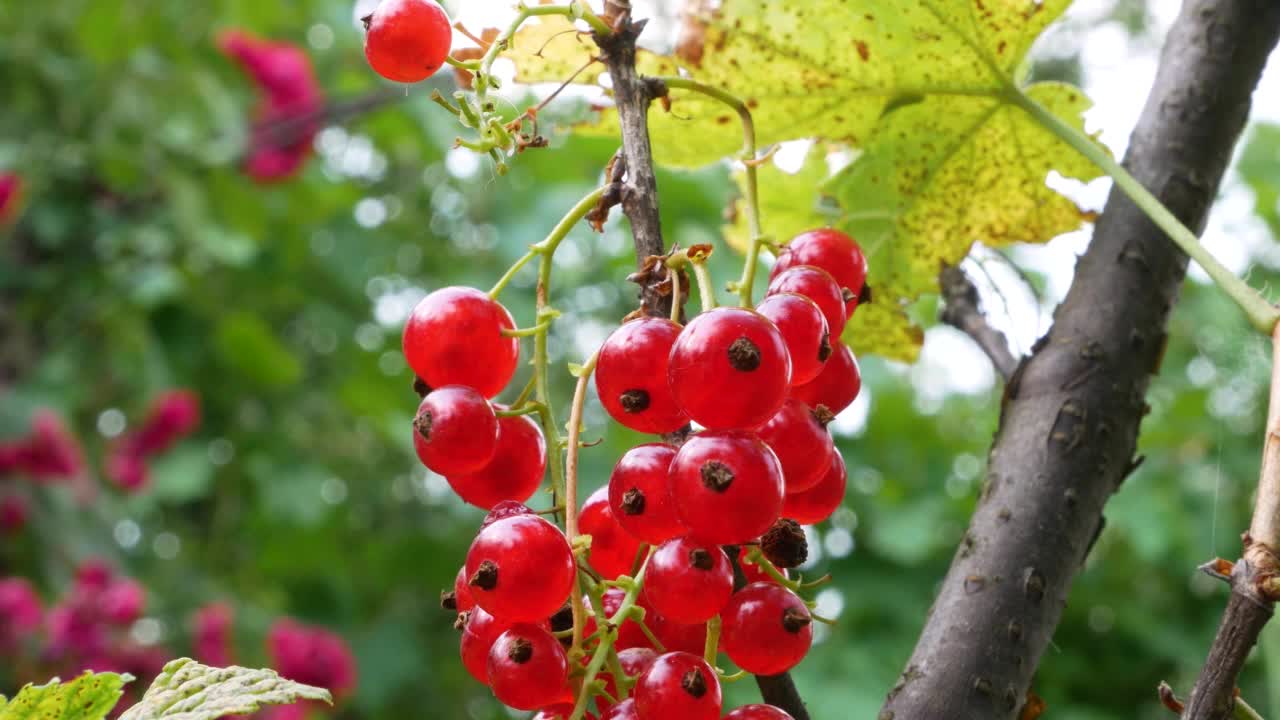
565,351,601,653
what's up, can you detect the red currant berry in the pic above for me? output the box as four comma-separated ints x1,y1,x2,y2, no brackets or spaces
412,386,499,476
767,265,847,337
402,287,518,398
770,228,868,317
601,699,639,720
608,444,684,545
756,293,830,386
487,624,569,710
635,652,721,720
482,499,534,526
599,647,658,715
536,706,597,720
757,398,835,494
580,486,643,580
724,705,796,720
790,342,861,416
466,513,574,622
667,307,791,430
445,566,475,612
783,448,846,525
362,0,452,83
737,547,788,585
669,431,784,544
446,413,546,510
642,537,733,625
597,318,690,434
650,613,707,655
458,607,517,683
720,582,812,675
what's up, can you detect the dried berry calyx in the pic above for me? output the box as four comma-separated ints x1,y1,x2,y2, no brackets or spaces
700,461,735,492
469,559,499,590
726,337,762,371
621,487,646,515
761,518,808,569
620,389,651,413
507,636,534,663
681,668,708,698
782,607,812,633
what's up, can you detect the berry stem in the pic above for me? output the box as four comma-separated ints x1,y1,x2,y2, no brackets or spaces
654,77,765,308
488,247,539,298
494,402,544,418
444,55,480,71
1008,84,1279,334
500,321,552,338
565,351,601,653
744,546,803,593
704,615,722,665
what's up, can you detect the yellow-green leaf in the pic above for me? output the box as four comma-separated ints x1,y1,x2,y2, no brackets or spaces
0,671,132,720
118,658,331,720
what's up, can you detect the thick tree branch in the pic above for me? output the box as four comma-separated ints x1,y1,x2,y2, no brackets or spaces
880,2,1280,718
940,264,1019,381
1182,323,1280,720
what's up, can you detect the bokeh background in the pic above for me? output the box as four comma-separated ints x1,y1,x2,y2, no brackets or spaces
3,0,1280,718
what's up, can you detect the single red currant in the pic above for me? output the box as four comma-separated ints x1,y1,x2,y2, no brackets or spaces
720,582,812,675
362,0,452,83
650,613,707,656
757,398,835,494
487,624,569,710
608,444,684,545
723,705,797,720
767,265,847,337
642,537,733,625
770,228,868,317
669,431,784,544
601,699,639,720
667,308,791,430
458,607,516,683
596,318,690,434
412,386,499,476
634,652,722,720
580,486,643,580
446,413,546,509
737,547,788,585
466,513,575,622
789,342,861,416
783,448,847,525
444,566,475,612
402,287,518,398
756,293,831,386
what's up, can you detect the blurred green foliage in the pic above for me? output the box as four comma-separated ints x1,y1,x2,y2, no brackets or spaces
2,1,1280,719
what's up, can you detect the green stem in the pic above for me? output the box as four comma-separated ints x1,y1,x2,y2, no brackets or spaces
704,615,721,665
501,322,552,338
444,55,480,71
565,351,600,654
692,261,719,311
570,547,657,720
656,77,765,307
1008,85,1280,334
489,248,539,298
745,546,802,593
495,403,543,418
1234,696,1265,720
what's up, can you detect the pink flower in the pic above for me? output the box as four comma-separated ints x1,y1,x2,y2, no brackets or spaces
132,390,201,456
0,577,43,648
45,601,108,661
101,579,146,626
16,410,86,482
75,558,114,592
0,173,22,225
267,619,357,700
193,603,235,667
0,495,28,534
104,446,149,492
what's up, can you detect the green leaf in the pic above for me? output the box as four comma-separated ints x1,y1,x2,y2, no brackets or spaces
214,312,303,389
0,671,132,720
118,658,331,720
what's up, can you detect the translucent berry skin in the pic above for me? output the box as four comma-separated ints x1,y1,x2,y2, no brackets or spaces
767,265,847,338
580,486,643,580
402,287,518,398
650,613,707,655
783,449,847,525
601,699,639,720
756,293,830,386
412,386,498,476
724,705,797,720
465,514,575,622
596,318,690,434
770,228,868,317
738,547,788,585
635,652,722,720
757,398,835,494
446,413,546,510
536,706,597,720
642,538,733,624
452,566,475,612
608,444,684,544
487,624,569,710
599,647,658,715
669,431,785,545
668,308,791,430
720,583,812,675
458,607,516,683
363,0,452,83
789,343,861,416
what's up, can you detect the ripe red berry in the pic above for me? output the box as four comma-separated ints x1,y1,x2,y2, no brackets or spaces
756,293,831,386
599,647,658,715
757,398,835,494
770,228,868,317
668,431,784,544
536,705,597,720
635,652,722,720
642,538,733,625
601,699,639,720
487,624,569,710
458,607,516,683
789,342,861,416
446,413,546,509
783,448,847,525
579,486,643,580
412,386,499,476
465,513,575,622
767,265,847,337
596,318,690,434
362,0,452,83
608,444,684,545
402,287,518,398
720,582,812,675
667,308,791,430
724,705,796,720
446,566,475,612
650,613,707,656
737,547,788,585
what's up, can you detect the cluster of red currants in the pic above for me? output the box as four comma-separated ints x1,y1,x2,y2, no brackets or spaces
103,389,202,492
402,227,866,718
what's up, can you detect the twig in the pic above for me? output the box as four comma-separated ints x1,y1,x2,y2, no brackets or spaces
939,264,1018,381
